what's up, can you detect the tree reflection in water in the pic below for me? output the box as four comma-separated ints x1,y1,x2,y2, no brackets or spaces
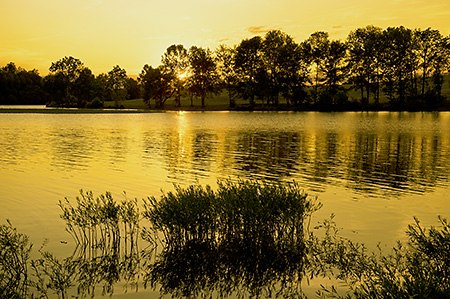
142,180,320,298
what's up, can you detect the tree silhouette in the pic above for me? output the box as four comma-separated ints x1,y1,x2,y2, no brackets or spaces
48,56,85,106
430,36,450,103
188,46,217,107
262,30,298,106
2,25,450,110
73,67,95,106
262,30,309,107
49,56,84,84
139,64,174,108
161,44,189,107
347,25,383,106
323,40,348,94
380,27,416,107
215,44,238,108
107,65,128,107
413,28,450,107
0,63,45,105
303,32,330,104
234,36,264,106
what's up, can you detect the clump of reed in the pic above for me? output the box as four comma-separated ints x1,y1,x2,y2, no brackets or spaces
311,215,450,298
143,180,320,247
142,179,321,298
0,220,32,298
57,190,141,297
3,184,450,298
58,190,139,254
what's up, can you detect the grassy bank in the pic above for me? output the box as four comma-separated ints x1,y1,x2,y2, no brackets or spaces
3,85,450,113
0,107,152,114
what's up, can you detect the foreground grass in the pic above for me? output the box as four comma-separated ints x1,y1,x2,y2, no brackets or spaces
142,180,319,298
1,180,449,298
310,215,450,298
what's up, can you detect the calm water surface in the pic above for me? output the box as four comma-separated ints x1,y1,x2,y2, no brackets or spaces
1,111,450,296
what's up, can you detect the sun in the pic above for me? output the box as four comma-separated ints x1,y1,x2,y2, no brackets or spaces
178,72,187,80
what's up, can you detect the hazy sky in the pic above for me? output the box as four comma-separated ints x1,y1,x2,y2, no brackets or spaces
2,0,450,76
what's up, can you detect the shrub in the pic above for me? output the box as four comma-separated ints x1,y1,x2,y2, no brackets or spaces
85,97,104,108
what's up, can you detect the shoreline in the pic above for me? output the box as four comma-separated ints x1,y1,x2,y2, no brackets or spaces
1,105,450,114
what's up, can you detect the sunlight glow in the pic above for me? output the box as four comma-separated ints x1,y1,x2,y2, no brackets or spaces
1,0,450,75
178,72,188,80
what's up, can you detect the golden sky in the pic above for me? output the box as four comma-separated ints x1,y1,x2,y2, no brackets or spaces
1,0,450,76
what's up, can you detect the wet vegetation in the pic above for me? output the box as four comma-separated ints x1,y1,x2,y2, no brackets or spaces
58,190,139,250
311,216,450,298
0,220,32,298
142,180,320,298
1,25,450,111
1,180,449,298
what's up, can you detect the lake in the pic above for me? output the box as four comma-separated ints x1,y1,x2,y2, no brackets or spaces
1,111,450,297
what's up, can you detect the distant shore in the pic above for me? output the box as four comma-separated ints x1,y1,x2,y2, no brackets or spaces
2,102,450,114
0,105,234,114
2,107,450,114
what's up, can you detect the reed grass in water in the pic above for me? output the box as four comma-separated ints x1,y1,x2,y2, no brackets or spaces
142,179,321,298
58,190,139,255
0,220,32,298
1,181,450,298
143,180,320,247
311,215,450,298
54,190,141,297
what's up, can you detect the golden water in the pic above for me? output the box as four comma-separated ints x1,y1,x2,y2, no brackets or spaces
1,111,450,297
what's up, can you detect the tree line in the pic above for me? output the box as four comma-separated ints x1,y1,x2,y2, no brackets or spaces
0,58,140,108
1,25,450,110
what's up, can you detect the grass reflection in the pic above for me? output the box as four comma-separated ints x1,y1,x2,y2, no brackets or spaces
1,181,449,298
142,180,320,298
56,190,141,297
0,221,31,298
58,190,139,252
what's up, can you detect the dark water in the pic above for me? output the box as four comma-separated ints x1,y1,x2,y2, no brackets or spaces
1,111,450,297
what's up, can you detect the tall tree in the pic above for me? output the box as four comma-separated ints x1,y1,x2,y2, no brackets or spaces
161,44,189,107
107,65,128,107
48,56,85,106
429,35,450,104
262,30,309,107
414,28,445,99
261,30,294,106
139,64,174,108
347,26,383,106
215,44,238,108
234,36,264,106
380,26,416,106
323,40,348,94
315,39,349,109
262,30,285,106
188,46,217,107
73,67,95,106
303,32,330,103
